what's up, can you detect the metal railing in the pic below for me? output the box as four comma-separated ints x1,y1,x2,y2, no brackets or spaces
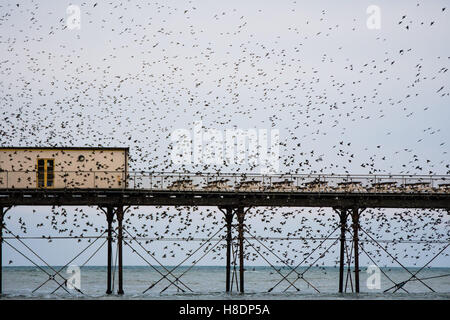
0,171,449,193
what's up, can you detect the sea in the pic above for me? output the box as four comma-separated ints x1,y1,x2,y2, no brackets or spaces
1,266,449,300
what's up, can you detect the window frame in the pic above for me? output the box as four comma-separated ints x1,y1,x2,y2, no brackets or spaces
36,158,55,189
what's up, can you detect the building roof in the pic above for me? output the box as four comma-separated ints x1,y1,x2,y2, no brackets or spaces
0,146,129,151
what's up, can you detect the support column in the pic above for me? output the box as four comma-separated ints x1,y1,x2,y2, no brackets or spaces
225,207,233,293
352,207,360,293
116,206,124,295
338,209,347,293
237,206,245,294
0,207,3,295
105,206,114,295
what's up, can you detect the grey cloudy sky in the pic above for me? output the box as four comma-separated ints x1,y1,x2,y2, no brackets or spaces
0,0,448,268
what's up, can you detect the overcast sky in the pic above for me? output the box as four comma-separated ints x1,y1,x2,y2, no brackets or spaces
0,1,448,269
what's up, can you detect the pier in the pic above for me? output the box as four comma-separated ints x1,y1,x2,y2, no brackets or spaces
0,172,449,295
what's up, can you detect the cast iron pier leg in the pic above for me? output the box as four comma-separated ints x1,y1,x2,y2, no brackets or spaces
116,206,124,295
0,207,3,295
237,206,245,294
339,209,347,293
106,206,114,294
352,207,360,293
225,207,233,293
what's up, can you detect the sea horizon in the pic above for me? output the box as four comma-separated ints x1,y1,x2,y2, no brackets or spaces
2,265,449,300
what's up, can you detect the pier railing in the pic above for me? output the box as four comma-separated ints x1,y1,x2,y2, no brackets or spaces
0,171,449,193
